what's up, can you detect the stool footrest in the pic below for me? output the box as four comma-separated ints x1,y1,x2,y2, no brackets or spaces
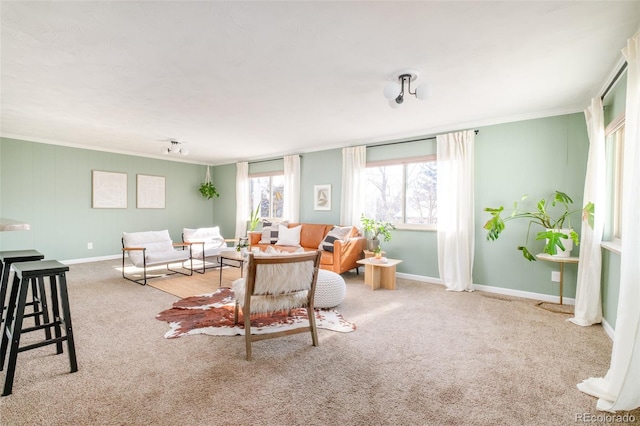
18,336,69,353
20,320,61,334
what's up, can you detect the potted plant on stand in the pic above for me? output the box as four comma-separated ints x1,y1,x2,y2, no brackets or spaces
483,190,594,261
360,214,396,252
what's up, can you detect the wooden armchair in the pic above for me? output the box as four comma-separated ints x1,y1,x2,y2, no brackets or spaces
232,251,321,360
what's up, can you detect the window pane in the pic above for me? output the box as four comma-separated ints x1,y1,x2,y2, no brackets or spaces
250,176,271,219
405,161,437,224
271,175,284,219
613,125,624,238
365,165,403,222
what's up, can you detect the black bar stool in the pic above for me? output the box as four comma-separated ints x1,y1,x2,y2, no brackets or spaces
0,250,45,325
0,260,78,396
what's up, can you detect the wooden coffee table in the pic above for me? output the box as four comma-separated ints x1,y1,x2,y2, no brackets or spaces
356,258,402,290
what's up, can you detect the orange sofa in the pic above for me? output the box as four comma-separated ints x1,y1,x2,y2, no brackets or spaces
248,223,366,274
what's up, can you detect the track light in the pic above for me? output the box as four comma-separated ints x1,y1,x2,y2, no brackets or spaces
162,140,189,156
383,70,428,107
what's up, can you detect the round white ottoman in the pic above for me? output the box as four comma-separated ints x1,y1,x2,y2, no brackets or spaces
315,269,346,308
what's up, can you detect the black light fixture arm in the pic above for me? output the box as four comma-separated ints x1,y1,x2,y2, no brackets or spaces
395,73,416,104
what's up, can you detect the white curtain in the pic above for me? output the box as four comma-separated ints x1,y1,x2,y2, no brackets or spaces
436,130,475,292
235,162,249,238
340,146,366,226
569,97,606,326
283,154,300,222
578,32,640,412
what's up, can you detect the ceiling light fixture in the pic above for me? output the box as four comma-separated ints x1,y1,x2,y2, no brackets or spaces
162,140,189,156
383,70,428,107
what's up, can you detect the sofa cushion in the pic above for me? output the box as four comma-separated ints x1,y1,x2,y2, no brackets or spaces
275,224,302,246
293,223,333,249
183,227,226,257
183,226,224,245
259,220,289,244
318,226,352,253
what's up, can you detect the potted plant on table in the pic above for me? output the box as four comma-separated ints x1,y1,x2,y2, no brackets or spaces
360,214,396,251
483,190,594,261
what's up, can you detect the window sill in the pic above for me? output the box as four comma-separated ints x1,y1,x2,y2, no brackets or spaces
392,223,436,232
601,240,621,255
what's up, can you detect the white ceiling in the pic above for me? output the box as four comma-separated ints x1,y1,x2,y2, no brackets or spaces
1,1,638,165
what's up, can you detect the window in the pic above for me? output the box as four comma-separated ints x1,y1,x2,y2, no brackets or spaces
364,156,437,228
249,173,284,220
605,117,625,241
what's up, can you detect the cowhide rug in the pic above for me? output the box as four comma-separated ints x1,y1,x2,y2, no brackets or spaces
156,287,356,339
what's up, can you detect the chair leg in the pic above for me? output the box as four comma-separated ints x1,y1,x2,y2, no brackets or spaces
308,305,319,347
244,310,252,361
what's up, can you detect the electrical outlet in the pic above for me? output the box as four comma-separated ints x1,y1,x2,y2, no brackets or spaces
551,271,560,282
87,242,93,250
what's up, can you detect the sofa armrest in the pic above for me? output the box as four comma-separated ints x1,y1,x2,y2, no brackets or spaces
332,236,366,273
248,232,262,245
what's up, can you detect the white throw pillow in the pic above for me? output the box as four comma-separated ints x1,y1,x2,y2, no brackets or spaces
275,224,302,246
259,220,289,244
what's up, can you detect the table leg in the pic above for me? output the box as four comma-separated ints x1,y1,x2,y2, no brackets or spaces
370,265,381,290
559,263,564,305
219,259,224,287
380,265,397,290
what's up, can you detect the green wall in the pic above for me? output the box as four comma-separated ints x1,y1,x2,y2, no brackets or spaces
0,138,215,261
473,113,588,297
0,111,591,301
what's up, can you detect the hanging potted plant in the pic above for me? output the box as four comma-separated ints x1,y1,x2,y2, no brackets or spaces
198,166,220,200
483,190,594,261
360,214,396,251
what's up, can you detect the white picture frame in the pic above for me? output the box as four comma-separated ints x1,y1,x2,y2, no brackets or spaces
92,170,127,209
137,174,165,209
314,184,331,211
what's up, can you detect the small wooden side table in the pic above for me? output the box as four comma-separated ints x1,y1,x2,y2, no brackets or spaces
535,253,579,305
356,258,402,290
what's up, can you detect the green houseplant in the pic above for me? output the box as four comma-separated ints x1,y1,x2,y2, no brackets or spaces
198,182,220,199
360,214,396,251
199,166,220,200
248,205,260,232
483,190,594,261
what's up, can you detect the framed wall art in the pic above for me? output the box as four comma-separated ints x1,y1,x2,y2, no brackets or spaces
137,174,165,209
92,170,127,209
313,184,331,211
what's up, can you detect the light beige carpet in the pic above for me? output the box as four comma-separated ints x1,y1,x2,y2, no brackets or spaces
1,258,638,426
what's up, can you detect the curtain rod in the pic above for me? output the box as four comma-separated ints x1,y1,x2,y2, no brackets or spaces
366,129,479,149
249,155,303,165
601,62,628,100
248,129,481,163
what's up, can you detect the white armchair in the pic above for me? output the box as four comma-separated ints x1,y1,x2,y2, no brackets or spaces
182,227,229,273
122,230,192,285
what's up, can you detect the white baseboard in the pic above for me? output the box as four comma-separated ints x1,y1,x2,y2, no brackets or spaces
396,272,575,305
602,318,615,341
61,254,120,265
